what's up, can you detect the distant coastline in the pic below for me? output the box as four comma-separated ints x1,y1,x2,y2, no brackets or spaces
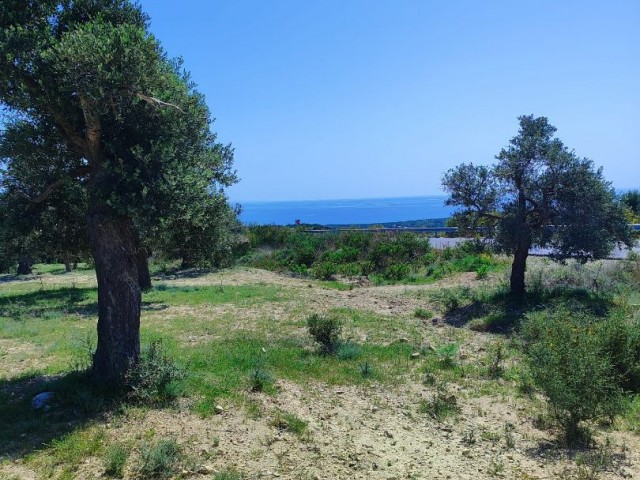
237,195,455,226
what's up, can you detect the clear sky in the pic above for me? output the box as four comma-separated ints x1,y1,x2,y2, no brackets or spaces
143,0,640,202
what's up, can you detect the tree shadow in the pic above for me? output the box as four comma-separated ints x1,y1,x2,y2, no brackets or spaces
153,267,215,281
0,371,121,460
442,286,614,333
522,437,632,477
0,287,99,320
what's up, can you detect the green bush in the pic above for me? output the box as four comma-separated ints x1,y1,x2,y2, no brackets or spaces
126,341,185,405
134,438,183,479
248,367,275,393
523,310,625,444
383,262,411,281
311,261,338,280
103,443,129,478
307,313,342,355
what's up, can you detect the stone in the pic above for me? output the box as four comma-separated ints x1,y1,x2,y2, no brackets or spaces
31,392,54,410
214,405,224,414
410,352,421,359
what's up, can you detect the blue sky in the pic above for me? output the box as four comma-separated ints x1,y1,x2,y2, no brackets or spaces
143,0,640,202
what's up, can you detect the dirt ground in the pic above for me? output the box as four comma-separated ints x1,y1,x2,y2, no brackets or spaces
1,266,637,479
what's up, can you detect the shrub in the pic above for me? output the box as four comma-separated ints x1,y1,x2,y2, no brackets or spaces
336,342,362,360
248,367,275,393
311,261,338,280
126,341,185,405
436,343,459,368
103,443,129,478
523,310,625,444
307,313,342,355
134,438,183,479
419,382,460,421
383,262,411,281
476,264,489,279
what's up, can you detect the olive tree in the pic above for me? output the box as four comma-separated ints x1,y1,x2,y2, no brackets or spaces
0,0,237,382
443,115,633,296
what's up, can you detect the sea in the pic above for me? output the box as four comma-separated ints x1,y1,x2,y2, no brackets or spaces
237,195,455,226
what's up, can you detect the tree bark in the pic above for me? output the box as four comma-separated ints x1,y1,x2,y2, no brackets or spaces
64,256,72,273
88,213,141,384
510,244,529,296
137,248,152,291
16,257,32,275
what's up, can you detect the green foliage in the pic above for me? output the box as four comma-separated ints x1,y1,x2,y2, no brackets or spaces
103,443,129,478
413,307,433,319
307,313,342,355
336,342,362,360
419,382,460,421
523,310,626,443
214,469,245,480
271,410,308,437
248,366,275,393
134,438,183,480
126,341,185,405
443,115,633,295
620,190,640,222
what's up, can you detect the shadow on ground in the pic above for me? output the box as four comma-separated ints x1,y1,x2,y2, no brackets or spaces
442,286,614,333
0,287,99,319
153,267,216,281
0,371,120,460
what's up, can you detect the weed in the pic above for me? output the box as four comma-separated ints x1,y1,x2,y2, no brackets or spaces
214,468,245,480
476,264,489,279
413,307,433,319
360,361,374,378
436,343,459,368
336,342,362,360
134,438,183,479
126,340,185,406
248,367,275,392
103,443,129,478
487,341,505,379
488,456,505,476
503,423,515,449
307,313,342,355
462,428,476,446
419,382,460,421
271,410,308,438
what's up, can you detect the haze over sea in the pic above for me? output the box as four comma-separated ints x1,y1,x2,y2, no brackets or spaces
237,195,455,226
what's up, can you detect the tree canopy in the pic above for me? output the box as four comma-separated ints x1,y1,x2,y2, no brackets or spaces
443,115,633,296
0,0,238,382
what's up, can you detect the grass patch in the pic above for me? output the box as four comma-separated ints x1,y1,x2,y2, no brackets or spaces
144,284,287,306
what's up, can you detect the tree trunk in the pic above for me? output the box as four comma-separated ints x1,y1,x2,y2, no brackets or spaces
88,213,141,384
510,244,529,296
16,257,32,275
64,256,72,273
137,248,152,291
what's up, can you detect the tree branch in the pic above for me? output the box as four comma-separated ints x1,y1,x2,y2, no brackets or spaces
14,70,89,158
12,165,93,204
136,93,184,112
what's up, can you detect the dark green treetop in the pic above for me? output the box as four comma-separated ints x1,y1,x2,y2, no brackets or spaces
443,115,633,295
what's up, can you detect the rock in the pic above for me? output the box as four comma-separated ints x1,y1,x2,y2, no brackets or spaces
410,352,421,359
384,430,394,439
31,392,54,410
214,405,224,414
462,449,471,457
198,465,215,474
399,337,409,343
